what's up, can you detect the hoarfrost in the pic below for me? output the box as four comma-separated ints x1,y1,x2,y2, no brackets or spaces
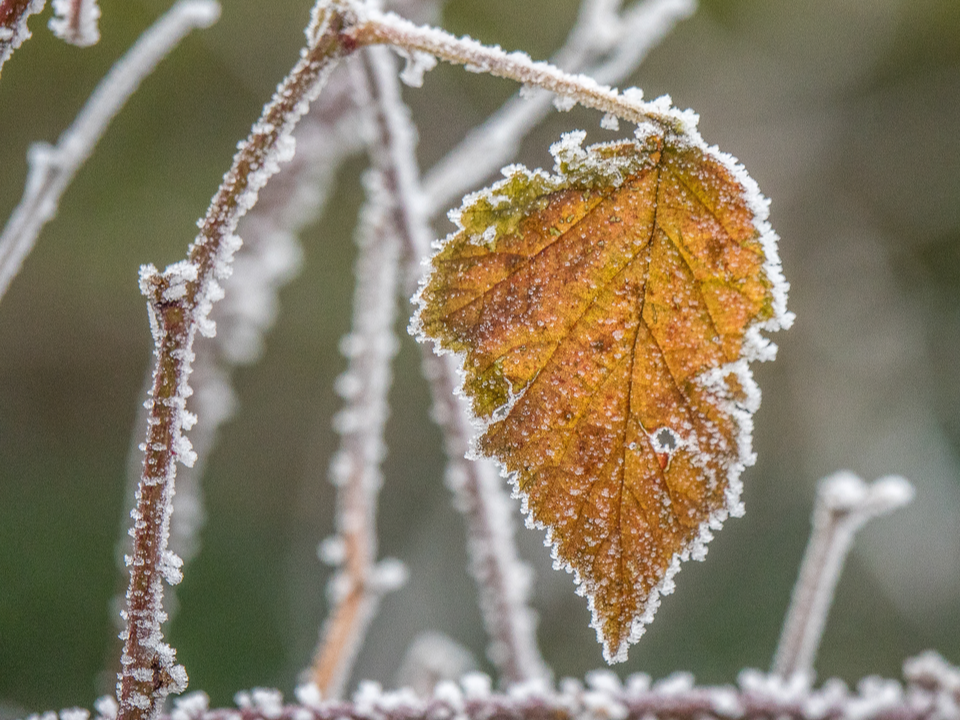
58,708,90,720
49,0,101,47
93,696,118,720
398,49,438,88
172,692,210,720
600,112,619,131
294,683,323,709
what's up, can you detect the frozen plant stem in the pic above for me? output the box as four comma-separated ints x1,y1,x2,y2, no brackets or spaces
118,4,354,720
772,471,915,681
308,51,405,698
0,0,220,304
353,37,548,683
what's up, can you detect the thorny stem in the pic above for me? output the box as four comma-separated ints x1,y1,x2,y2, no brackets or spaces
118,4,355,720
348,8,689,132
0,0,220,304
350,32,548,683
308,50,405,698
772,472,915,681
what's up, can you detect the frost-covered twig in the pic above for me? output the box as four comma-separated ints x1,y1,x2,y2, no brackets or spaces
0,0,45,75
168,71,365,569
772,472,915,681
421,0,696,215
421,353,549,684
308,50,408,698
48,0,101,46
144,656,960,720
0,0,221,304
118,5,355,720
349,8,696,133
347,34,548,683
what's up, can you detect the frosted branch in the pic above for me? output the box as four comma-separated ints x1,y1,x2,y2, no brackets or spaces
422,0,696,215
0,0,221,304
349,7,698,134
0,0,45,75
421,353,549,684
349,33,548,684
117,5,356,720
772,472,916,682
170,70,365,567
308,50,407,699
48,0,101,47
144,658,960,720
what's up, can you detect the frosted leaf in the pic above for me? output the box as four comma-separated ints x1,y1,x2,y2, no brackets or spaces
49,0,101,47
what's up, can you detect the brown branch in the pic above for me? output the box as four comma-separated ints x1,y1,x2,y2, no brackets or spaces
116,4,357,720
154,655,960,720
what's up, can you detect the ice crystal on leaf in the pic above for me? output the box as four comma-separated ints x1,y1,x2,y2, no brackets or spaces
414,124,791,663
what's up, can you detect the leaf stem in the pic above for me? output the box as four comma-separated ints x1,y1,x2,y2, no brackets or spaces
348,7,691,132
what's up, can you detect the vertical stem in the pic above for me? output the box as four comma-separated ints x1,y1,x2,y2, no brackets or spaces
117,4,355,720
772,472,914,680
309,54,403,695
355,40,550,684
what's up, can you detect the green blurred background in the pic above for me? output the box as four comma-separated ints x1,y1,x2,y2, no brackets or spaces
1,0,958,715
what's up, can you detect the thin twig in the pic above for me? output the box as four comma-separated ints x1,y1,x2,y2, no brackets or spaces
0,0,45,75
308,50,408,698
346,29,549,682
772,472,915,681
421,353,549,684
0,0,221,304
421,0,696,215
117,4,356,720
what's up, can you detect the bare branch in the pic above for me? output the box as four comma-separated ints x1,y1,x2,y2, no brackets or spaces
308,51,408,698
117,4,357,720
772,472,915,681
0,0,221,303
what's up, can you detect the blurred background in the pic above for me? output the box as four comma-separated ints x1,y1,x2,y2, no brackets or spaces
0,0,958,715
